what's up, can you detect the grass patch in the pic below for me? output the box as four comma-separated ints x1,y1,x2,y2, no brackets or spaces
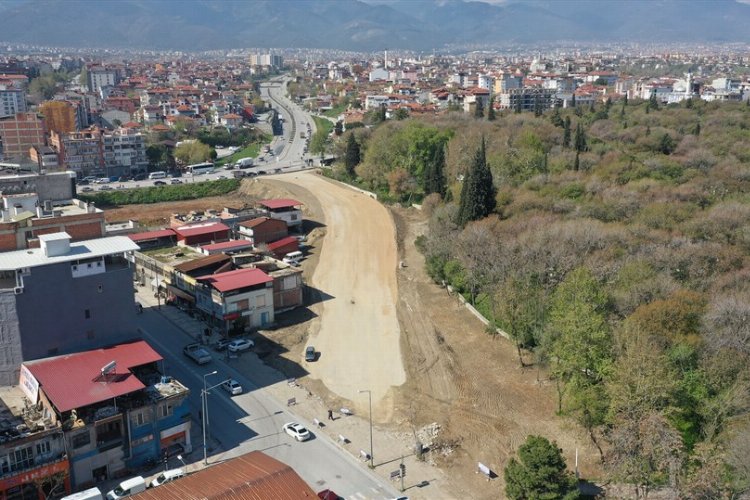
78,179,240,207
312,116,334,137
323,103,347,118
216,134,270,166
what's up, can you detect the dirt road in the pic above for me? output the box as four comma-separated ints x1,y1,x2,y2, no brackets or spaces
273,172,406,418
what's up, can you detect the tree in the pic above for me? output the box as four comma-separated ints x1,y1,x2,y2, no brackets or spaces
393,108,409,120
563,117,571,148
497,275,545,367
487,97,496,121
504,435,580,500
550,107,563,127
334,120,343,136
659,133,676,155
423,144,446,197
174,141,212,165
574,123,588,153
649,92,659,111
146,144,168,168
344,133,361,177
457,137,496,226
474,98,484,119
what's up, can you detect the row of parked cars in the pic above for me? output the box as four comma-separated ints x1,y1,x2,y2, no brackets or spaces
61,468,186,499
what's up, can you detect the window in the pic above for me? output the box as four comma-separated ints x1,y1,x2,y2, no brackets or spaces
10,446,33,471
235,299,249,311
131,411,149,427
256,295,266,308
158,403,173,419
72,432,90,449
35,441,50,456
84,309,91,319
97,285,103,293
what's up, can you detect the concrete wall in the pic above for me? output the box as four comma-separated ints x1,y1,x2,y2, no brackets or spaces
0,291,25,386
0,172,75,201
15,260,138,362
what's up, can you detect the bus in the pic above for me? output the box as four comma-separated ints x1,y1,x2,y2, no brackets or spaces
184,162,215,176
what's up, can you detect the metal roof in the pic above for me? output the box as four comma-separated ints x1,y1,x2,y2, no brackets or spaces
266,236,298,251
131,450,316,500
0,236,140,271
128,229,176,242
200,240,253,252
173,253,231,273
23,341,162,412
173,222,230,238
197,267,272,293
258,199,303,210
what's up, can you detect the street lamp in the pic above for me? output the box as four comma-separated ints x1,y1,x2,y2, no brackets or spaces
358,389,373,468
202,371,217,465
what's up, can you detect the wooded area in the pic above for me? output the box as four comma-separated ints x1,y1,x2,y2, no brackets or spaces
339,98,750,497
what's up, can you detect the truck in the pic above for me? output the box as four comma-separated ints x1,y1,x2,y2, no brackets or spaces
236,157,254,169
183,343,212,365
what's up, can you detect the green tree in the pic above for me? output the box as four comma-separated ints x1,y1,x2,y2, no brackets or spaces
393,108,409,120
474,98,484,119
658,133,676,155
334,120,343,136
344,133,361,177
423,144,447,197
487,97,496,121
457,137,496,226
574,123,588,153
550,107,563,127
649,92,659,111
504,435,580,500
563,117,571,148
174,141,212,165
146,144,167,168
497,276,545,367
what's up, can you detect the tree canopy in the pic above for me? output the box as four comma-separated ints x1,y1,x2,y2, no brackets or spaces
504,435,580,500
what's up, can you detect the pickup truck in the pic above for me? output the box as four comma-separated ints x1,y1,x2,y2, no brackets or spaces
183,343,212,365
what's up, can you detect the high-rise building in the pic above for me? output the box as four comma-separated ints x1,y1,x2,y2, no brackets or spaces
86,66,119,94
39,100,80,134
49,127,105,177
0,112,45,161
103,127,148,176
0,85,27,118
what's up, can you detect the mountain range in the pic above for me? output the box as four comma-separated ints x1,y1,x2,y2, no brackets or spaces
0,0,749,52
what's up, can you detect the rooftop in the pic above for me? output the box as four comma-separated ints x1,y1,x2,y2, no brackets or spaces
131,450,316,500
24,341,163,412
197,267,272,293
200,240,254,252
173,222,230,238
128,229,176,242
258,199,303,210
0,235,139,271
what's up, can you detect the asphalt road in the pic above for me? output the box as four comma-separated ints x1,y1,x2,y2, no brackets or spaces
134,307,398,499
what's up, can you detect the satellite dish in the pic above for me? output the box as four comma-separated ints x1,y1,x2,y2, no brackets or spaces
101,361,116,377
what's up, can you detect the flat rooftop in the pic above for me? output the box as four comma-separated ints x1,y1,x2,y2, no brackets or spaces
0,235,139,271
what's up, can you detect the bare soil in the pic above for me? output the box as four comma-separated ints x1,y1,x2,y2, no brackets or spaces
110,173,600,498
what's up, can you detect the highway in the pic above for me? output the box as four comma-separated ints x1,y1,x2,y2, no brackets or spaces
135,303,398,499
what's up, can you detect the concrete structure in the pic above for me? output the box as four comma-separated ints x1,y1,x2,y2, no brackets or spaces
256,199,303,228
195,267,274,334
0,170,76,201
0,112,45,161
39,101,80,134
103,127,148,177
49,128,104,178
29,145,60,171
0,194,105,251
498,87,555,112
0,86,26,118
0,232,140,385
86,66,119,94
22,341,191,488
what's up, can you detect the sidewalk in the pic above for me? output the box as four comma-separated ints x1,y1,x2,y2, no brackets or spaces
134,287,456,499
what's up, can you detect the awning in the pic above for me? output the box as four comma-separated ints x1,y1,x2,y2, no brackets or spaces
166,284,195,303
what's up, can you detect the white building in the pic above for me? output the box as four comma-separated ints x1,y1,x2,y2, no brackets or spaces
0,86,27,118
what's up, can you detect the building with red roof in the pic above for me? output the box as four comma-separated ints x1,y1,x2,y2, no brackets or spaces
199,239,254,255
22,340,192,488
266,236,299,259
196,268,274,333
128,228,176,249
237,216,288,245
257,199,303,228
173,222,230,247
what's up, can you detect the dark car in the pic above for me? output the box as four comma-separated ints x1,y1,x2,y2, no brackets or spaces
132,173,147,181
118,176,129,182
317,490,341,500
305,346,316,362
154,180,167,186
257,170,267,175
77,179,90,186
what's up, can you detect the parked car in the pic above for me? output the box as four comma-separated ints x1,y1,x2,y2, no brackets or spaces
317,490,342,500
61,487,102,500
227,339,254,352
80,186,94,192
118,176,129,182
222,379,243,395
77,179,90,185
154,180,167,186
106,476,146,499
213,338,233,351
305,346,316,362
149,468,185,488
99,185,113,191
183,343,212,364
282,422,311,442
170,179,182,184
132,173,147,181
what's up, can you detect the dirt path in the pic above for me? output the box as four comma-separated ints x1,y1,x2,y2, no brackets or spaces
268,172,406,419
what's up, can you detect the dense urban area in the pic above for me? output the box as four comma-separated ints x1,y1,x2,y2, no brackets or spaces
0,22,750,500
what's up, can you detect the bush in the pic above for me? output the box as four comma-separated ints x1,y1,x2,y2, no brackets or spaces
78,179,240,206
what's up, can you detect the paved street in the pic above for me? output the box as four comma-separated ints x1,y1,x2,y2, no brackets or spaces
133,289,400,499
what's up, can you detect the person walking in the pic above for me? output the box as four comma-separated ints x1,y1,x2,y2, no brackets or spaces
328,409,334,421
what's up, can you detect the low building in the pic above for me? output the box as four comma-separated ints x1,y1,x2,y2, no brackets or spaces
0,170,76,201
22,341,191,489
256,199,303,228
131,450,315,500
237,216,288,245
196,267,274,334
0,386,72,499
29,145,60,171
253,259,304,313
199,239,254,256
266,236,299,260
173,222,230,247
0,232,140,385
128,229,177,250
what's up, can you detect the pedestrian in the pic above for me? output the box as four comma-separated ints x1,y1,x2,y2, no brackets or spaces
328,409,333,421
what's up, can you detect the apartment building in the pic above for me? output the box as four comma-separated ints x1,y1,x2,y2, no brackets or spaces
29,145,59,171
86,66,119,94
39,100,81,134
0,232,140,385
49,127,104,177
0,86,27,118
497,87,556,112
0,113,45,161
102,127,148,177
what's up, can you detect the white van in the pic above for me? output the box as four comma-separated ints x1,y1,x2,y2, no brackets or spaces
282,251,303,266
236,157,254,169
150,468,185,488
106,476,146,499
62,487,103,500
148,171,166,180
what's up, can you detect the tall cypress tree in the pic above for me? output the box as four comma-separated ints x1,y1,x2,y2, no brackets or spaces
574,122,588,153
474,98,484,118
424,144,447,197
487,97,496,121
344,133,360,177
563,116,571,148
458,137,496,226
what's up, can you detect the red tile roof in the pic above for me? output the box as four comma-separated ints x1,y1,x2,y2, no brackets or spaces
258,199,303,210
128,229,175,242
131,450,316,500
24,341,162,412
173,222,230,238
197,267,272,293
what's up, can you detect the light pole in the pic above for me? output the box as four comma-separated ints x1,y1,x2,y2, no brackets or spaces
202,370,217,465
358,389,373,468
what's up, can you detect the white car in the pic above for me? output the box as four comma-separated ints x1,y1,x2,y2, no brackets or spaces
222,379,243,395
227,339,254,352
282,422,311,442
150,468,185,488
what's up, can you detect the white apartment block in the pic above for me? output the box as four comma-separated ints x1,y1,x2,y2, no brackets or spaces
0,86,27,118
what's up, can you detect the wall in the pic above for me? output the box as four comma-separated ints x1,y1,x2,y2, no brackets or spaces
0,172,75,202
14,260,138,362
0,291,24,386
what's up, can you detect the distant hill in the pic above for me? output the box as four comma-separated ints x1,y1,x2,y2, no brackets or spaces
1,0,749,51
